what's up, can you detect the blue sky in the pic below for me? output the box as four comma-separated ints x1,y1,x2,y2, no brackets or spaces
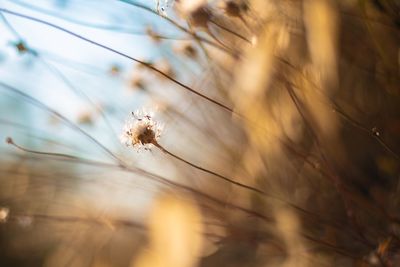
0,0,181,159
0,0,193,215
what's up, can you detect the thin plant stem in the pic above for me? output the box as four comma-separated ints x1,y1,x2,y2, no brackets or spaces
8,138,377,242
7,212,226,241
8,212,145,229
0,12,22,39
9,137,362,234
280,59,400,161
36,55,119,137
0,8,235,114
0,81,124,165
5,138,272,222
1,10,120,141
209,19,252,44
7,0,144,34
153,141,266,195
8,0,191,40
117,0,234,55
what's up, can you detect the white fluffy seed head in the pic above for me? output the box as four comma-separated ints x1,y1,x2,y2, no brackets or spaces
156,0,172,16
120,109,163,150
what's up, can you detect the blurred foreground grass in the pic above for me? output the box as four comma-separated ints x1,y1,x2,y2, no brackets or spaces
0,0,400,266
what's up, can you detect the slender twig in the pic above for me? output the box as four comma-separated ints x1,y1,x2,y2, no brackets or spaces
7,0,143,33
302,234,368,262
7,212,226,241
8,212,145,229
36,56,121,140
0,12,21,39
7,138,376,240
6,137,83,161
153,141,266,195
116,0,234,55
0,81,124,165
7,0,190,40
1,10,121,141
0,8,235,114
332,106,400,161
209,18,252,44
5,137,272,222
279,59,400,161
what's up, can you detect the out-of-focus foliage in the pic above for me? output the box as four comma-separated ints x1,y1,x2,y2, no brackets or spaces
0,0,400,266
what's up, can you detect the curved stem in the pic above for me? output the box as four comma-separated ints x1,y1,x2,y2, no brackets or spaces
8,138,370,235
205,27,235,53
117,0,234,55
0,8,235,114
209,19,252,44
153,141,266,195
8,0,191,40
7,0,143,34
0,81,124,165
280,59,400,161
0,12,22,39
6,138,272,221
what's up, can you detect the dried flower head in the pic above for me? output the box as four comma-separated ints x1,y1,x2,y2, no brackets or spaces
175,0,211,28
109,64,121,76
146,26,162,43
129,74,147,91
156,0,171,16
77,110,94,125
188,6,211,29
174,41,198,59
13,40,28,54
224,1,241,17
120,109,163,150
154,59,176,80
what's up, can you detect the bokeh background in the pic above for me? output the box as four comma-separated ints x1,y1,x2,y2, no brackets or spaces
1,0,400,266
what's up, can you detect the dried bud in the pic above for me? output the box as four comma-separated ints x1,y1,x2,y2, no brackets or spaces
120,109,163,150
154,59,176,80
146,26,162,43
77,110,93,125
174,41,198,59
175,0,211,29
130,75,147,91
156,0,172,16
189,6,212,29
109,64,121,76
5,137,13,144
14,41,28,54
224,1,241,17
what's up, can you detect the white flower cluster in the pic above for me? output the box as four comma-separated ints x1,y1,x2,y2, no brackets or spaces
120,109,163,150
156,0,173,16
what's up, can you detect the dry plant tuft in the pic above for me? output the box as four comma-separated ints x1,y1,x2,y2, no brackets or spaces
0,0,400,266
